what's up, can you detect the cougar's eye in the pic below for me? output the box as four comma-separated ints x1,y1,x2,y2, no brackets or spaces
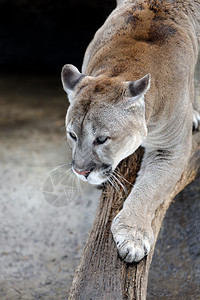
94,136,109,145
68,132,77,141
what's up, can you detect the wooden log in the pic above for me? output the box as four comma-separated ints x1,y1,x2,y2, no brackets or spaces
68,130,200,300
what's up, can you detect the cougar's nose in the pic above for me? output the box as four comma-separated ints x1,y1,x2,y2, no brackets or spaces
74,168,91,178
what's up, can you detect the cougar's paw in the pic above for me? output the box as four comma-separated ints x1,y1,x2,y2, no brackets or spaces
193,110,200,131
111,210,154,263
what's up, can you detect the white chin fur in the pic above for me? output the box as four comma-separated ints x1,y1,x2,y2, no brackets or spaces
87,170,106,185
87,175,106,185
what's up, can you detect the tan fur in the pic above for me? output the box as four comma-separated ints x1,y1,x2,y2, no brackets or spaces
83,0,199,121
62,0,200,262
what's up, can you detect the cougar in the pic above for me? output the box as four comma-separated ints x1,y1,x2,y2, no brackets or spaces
61,0,200,263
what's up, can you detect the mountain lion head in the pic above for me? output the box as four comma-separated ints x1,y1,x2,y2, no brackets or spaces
61,64,150,185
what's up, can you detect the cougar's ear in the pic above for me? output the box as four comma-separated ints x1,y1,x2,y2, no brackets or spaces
61,64,85,102
125,74,151,107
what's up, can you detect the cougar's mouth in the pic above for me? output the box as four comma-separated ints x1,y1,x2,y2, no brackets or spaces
72,163,112,185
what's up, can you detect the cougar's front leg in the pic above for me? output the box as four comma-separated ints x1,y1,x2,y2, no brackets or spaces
111,147,189,263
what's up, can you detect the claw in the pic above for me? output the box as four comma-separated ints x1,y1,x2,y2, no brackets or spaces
193,110,200,131
112,226,153,263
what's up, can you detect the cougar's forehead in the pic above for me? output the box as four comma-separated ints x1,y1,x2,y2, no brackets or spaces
67,98,130,136
66,77,132,133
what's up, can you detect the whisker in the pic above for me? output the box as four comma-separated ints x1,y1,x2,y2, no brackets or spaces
64,167,73,175
109,175,120,192
66,140,72,151
112,176,121,192
62,134,68,141
48,163,72,175
111,173,127,194
60,125,67,132
55,167,73,185
107,177,117,192
114,170,134,187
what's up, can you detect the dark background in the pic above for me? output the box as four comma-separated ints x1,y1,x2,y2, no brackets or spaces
0,0,115,74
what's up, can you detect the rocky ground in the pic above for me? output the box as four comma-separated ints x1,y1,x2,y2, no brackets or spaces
0,74,199,299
